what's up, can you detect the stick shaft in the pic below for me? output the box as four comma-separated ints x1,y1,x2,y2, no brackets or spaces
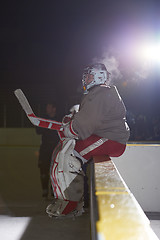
14,89,63,131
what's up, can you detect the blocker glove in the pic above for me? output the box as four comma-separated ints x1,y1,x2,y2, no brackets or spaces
62,113,73,125
63,120,79,139
61,104,80,139
62,104,80,125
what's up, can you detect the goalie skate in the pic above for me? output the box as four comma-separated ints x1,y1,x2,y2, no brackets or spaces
46,199,84,219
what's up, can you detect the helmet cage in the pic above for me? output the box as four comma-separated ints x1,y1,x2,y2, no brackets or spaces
82,65,108,91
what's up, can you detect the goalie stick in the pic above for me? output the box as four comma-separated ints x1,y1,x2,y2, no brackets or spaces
14,89,63,131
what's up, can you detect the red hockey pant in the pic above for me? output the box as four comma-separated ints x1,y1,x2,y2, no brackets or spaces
74,135,126,161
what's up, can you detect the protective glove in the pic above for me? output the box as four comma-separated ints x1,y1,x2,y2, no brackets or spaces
63,120,78,139
62,113,73,125
62,104,80,125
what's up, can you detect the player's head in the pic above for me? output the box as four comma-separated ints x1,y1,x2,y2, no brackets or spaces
46,103,56,117
82,63,111,93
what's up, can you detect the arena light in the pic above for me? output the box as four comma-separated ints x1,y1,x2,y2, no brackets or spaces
138,41,160,64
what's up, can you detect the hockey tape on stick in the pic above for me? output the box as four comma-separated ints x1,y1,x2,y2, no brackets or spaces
14,89,63,131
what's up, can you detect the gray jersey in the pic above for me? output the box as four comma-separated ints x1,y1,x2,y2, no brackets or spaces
72,85,130,144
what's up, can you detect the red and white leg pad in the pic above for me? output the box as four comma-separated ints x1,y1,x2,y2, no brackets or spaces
48,139,84,217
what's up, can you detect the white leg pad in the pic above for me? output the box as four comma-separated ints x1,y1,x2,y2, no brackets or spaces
50,139,84,201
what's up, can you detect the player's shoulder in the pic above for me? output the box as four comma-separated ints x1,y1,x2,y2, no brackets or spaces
94,85,117,95
85,85,117,102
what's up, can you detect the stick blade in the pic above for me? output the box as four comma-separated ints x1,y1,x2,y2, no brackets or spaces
14,89,33,115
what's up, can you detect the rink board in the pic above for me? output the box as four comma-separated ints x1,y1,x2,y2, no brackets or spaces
91,159,159,240
115,143,160,212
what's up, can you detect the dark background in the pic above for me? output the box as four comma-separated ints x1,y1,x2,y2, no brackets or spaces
1,0,160,140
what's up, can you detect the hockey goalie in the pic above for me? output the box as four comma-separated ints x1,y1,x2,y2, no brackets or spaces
46,63,130,218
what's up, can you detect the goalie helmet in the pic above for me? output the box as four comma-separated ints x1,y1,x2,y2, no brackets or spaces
82,63,110,93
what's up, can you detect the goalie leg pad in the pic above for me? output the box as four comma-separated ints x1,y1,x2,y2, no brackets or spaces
50,139,84,202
